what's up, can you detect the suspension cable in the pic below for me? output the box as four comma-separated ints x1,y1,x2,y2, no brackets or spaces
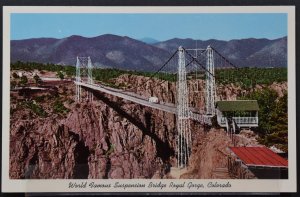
129,46,238,93
137,58,195,93
130,49,179,91
210,46,238,69
184,47,215,78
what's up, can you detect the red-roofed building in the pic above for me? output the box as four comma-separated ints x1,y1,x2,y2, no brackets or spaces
228,146,288,179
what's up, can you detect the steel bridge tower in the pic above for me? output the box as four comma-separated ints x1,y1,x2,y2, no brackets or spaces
205,45,216,115
87,57,94,101
177,46,191,168
75,57,81,101
76,56,94,101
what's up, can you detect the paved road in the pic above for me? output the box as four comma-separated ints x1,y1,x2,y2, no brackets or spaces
41,77,71,81
11,87,48,91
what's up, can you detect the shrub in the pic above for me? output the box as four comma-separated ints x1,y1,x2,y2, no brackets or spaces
23,101,47,117
10,81,17,88
19,75,28,86
240,89,288,152
53,100,69,114
56,71,64,80
12,72,19,78
106,144,115,156
33,74,42,84
35,95,46,102
215,67,287,87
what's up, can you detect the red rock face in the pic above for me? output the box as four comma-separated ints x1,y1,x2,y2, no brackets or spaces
62,95,177,179
10,119,84,179
9,81,177,179
9,74,286,179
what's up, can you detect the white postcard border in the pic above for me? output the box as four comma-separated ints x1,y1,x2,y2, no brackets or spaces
2,6,296,193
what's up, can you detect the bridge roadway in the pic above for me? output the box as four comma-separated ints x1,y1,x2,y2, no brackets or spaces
75,81,212,125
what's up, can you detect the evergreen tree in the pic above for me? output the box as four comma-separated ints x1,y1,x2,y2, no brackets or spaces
240,89,288,152
33,74,42,85
20,75,28,86
57,71,64,80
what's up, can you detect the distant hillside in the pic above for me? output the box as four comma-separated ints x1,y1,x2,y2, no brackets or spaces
11,34,171,71
139,37,160,44
11,35,287,71
154,37,287,67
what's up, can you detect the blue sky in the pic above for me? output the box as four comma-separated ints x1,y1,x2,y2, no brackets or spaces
11,13,287,41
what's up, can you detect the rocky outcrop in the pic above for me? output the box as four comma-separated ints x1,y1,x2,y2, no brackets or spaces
9,74,287,179
10,83,177,179
267,82,287,97
115,75,205,110
179,128,233,179
62,94,177,179
10,118,88,179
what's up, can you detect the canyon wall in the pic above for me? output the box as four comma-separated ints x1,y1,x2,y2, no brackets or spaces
10,82,178,179
9,74,287,179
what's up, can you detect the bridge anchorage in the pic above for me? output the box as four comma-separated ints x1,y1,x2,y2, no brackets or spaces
74,45,259,169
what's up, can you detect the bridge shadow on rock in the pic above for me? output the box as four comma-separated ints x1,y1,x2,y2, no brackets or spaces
71,131,90,179
91,89,175,163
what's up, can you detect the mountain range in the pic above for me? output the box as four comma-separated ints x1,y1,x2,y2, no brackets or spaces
11,34,287,71
139,37,160,44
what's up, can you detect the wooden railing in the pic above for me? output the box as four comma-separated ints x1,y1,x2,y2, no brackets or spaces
189,112,212,125
219,117,258,125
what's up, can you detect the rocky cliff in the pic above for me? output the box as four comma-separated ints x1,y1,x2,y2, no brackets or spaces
10,82,178,179
9,74,287,179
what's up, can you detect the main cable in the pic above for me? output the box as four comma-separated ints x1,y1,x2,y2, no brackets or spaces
210,46,238,69
184,47,215,78
130,49,179,91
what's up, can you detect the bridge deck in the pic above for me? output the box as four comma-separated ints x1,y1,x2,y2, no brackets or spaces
75,82,211,125
75,81,177,114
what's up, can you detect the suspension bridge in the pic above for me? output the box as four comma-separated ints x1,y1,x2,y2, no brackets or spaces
73,45,258,169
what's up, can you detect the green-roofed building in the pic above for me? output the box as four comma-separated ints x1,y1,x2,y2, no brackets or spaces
216,100,259,128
